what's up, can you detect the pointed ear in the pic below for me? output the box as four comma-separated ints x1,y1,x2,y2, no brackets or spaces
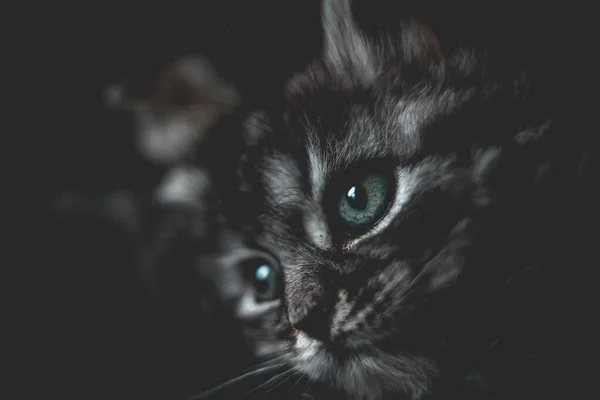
321,0,379,82
128,56,240,165
398,16,443,70
321,0,442,81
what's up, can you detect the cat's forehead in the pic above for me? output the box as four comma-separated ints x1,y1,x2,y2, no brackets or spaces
255,79,469,250
284,79,469,171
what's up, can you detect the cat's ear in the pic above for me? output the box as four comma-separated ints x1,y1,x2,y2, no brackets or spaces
397,16,443,71
321,0,442,81
321,0,379,82
115,56,240,166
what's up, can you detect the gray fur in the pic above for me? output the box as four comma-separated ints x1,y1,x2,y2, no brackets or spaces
221,1,592,399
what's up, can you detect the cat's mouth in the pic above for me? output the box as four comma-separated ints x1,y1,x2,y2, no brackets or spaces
290,331,436,399
291,331,360,371
292,330,356,356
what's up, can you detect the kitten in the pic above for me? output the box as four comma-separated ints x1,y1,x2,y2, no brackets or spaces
139,187,284,399
123,55,292,398
214,1,595,399
68,55,289,399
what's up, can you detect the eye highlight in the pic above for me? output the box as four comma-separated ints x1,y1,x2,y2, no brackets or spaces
251,262,281,302
239,254,282,303
337,173,392,231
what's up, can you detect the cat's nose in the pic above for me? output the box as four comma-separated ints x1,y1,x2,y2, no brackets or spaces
289,303,332,342
285,268,335,342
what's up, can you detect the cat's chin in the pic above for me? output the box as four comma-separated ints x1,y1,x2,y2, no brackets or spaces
291,332,436,400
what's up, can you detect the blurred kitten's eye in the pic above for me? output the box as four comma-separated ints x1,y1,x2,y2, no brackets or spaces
251,262,280,302
337,173,392,231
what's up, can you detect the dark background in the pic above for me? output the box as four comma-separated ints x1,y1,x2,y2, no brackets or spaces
15,0,588,198
9,1,592,399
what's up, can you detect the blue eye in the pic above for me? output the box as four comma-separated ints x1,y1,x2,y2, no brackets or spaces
338,173,392,230
252,263,280,301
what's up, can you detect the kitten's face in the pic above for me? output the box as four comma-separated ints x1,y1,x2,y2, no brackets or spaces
143,165,292,397
233,1,553,399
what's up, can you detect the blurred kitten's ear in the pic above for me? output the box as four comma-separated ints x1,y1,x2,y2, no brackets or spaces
321,0,442,81
117,56,240,166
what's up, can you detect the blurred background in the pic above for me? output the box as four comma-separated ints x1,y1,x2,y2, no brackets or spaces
8,1,590,399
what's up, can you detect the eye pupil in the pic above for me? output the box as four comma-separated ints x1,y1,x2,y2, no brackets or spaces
346,185,367,210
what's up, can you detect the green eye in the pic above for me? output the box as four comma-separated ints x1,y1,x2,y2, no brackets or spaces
337,173,392,229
